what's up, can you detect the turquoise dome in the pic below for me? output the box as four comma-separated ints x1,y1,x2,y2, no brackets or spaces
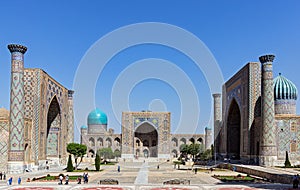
274,73,298,100
87,108,107,125
81,125,88,129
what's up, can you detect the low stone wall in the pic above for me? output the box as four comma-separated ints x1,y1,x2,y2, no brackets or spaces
219,163,293,184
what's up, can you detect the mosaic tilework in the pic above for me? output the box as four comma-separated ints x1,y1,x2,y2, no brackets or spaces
8,50,26,161
0,120,9,172
261,61,276,156
121,112,170,157
276,117,300,161
46,78,64,109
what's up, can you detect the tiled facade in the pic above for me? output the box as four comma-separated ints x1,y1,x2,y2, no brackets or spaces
214,55,300,166
4,44,74,173
81,111,211,161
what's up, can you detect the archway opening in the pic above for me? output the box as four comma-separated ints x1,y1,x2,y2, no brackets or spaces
134,122,158,157
46,96,61,158
227,99,241,159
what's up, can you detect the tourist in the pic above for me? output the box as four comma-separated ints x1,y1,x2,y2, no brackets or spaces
84,173,89,183
18,176,21,185
8,177,13,185
77,176,81,184
0,172,2,180
83,173,86,183
293,174,299,188
65,175,69,185
59,175,63,185
3,172,6,180
117,165,120,172
194,168,197,174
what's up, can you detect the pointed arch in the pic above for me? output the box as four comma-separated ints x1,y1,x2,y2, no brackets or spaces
227,98,241,159
46,95,61,157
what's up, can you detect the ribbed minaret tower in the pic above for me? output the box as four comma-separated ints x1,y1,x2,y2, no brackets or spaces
7,44,27,173
259,54,277,166
67,90,75,143
213,93,222,153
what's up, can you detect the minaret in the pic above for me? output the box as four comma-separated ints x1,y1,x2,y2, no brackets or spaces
213,93,221,153
259,54,277,166
205,127,212,150
67,90,75,143
7,44,27,173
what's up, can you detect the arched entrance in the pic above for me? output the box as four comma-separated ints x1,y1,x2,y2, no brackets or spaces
227,99,241,159
46,96,61,159
134,122,158,157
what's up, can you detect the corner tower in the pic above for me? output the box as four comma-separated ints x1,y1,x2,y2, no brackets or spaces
7,44,27,173
259,54,277,166
212,93,221,153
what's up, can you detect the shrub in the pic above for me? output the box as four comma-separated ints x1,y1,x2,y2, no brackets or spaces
67,154,74,172
284,151,291,168
95,152,101,171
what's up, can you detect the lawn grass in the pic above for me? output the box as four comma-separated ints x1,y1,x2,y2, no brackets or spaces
214,175,255,182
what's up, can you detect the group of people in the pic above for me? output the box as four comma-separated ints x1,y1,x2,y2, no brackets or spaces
58,175,69,185
6,176,22,186
82,173,89,184
0,172,6,180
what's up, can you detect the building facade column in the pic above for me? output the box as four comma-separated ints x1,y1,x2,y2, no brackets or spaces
259,54,277,166
7,44,27,173
212,93,221,154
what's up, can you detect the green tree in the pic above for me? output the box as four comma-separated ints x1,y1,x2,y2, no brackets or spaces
95,151,101,171
98,147,114,160
67,143,87,170
114,149,121,161
188,143,200,159
211,144,214,159
284,151,291,167
67,154,74,172
179,144,189,157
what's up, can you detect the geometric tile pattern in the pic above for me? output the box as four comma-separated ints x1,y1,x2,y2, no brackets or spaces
121,112,171,158
0,120,9,172
5,44,74,171
260,59,277,157
8,46,27,161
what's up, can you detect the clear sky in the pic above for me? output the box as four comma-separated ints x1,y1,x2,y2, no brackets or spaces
1,1,300,142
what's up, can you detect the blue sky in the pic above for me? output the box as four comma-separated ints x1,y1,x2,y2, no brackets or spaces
1,1,300,142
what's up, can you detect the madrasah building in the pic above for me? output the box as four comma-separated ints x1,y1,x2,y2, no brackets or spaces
0,44,74,174
80,110,213,161
213,55,300,166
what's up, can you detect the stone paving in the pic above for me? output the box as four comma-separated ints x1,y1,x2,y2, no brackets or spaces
0,160,297,190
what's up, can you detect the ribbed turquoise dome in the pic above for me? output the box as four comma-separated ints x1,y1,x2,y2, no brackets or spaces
274,73,298,100
81,125,88,129
87,108,107,125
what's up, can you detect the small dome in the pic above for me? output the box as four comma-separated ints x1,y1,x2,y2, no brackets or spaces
81,125,88,129
274,73,298,100
87,108,107,125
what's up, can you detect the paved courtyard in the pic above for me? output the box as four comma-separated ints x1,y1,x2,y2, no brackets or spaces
0,160,296,190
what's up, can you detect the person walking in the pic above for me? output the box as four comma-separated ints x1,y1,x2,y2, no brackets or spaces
65,175,69,185
8,177,13,185
59,175,63,185
83,173,86,183
0,172,2,180
77,176,81,184
85,173,89,183
18,176,21,185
